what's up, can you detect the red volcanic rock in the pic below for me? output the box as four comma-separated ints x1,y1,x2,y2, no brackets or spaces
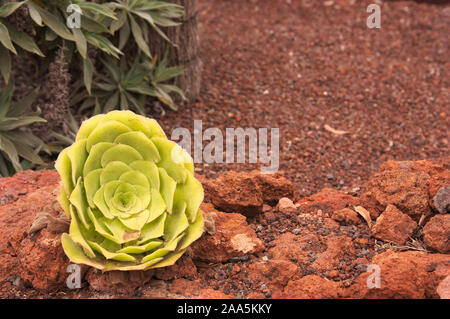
377,158,450,214
0,170,60,206
379,159,448,176
18,228,70,292
331,208,361,225
436,275,450,299
0,181,63,296
312,235,355,272
202,171,263,215
371,205,417,245
429,171,450,203
201,170,294,216
154,255,197,280
282,275,339,299
139,279,179,298
0,162,448,299
86,269,154,295
423,215,450,253
191,203,264,262
361,166,431,221
247,259,299,298
296,188,359,214
252,171,295,204
433,186,450,215
268,232,320,265
140,279,233,299
168,278,233,299
276,197,296,214
348,250,450,299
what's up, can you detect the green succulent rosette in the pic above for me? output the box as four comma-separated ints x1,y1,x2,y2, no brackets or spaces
56,110,204,271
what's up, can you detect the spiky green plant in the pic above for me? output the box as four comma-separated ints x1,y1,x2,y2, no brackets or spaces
0,0,184,111
72,53,185,114
56,110,204,271
107,0,184,57
0,0,119,84
0,81,49,177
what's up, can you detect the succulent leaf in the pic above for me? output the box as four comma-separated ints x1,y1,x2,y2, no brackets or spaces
57,110,204,271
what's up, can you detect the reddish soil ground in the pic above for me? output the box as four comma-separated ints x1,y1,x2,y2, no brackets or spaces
0,0,449,300
0,157,448,299
159,0,449,199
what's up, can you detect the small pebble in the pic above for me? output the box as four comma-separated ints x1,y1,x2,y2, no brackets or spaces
12,277,21,287
360,248,370,256
229,256,249,262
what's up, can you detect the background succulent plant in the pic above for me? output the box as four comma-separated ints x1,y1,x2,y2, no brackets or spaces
0,80,49,177
71,53,185,115
56,110,204,271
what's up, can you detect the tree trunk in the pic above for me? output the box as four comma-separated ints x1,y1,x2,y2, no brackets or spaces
150,0,202,102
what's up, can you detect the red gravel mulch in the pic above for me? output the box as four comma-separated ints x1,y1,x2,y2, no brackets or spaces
158,0,450,199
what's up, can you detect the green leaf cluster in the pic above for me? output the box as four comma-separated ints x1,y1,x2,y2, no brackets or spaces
0,0,186,112
0,81,49,177
57,110,204,271
73,53,185,114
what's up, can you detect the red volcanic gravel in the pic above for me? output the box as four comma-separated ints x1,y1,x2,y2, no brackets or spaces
158,0,450,199
1,0,449,301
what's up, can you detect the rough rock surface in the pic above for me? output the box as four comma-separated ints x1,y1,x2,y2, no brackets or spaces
312,235,355,273
378,160,450,197
276,197,296,214
331,208,361,225
18,229,70,292
247,259,299,298
361,167,431,221
436,275,450,299
268,232,321,266
252,172,295,204
371,205,417,245
433,185,450,214
0,170,60,206
154,255,197,281
347,250,450,299
86,269,154,295
166,279,232,299
0,179,67,296
296,188,359,214
190,203,264,262
423,215,450,253
282,275,339,299
201,170,294,216
361,159,450,221
0,157,449,299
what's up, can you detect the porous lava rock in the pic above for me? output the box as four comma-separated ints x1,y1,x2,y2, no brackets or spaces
371,204,417,245
190,203,264,262
296,188,359,214
347,250,450,299
201,170,294,216
422,215,450,253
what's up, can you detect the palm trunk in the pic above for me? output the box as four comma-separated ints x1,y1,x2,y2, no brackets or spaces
150,0,202,102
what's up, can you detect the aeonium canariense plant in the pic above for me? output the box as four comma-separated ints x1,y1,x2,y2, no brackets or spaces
56,110,204,271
